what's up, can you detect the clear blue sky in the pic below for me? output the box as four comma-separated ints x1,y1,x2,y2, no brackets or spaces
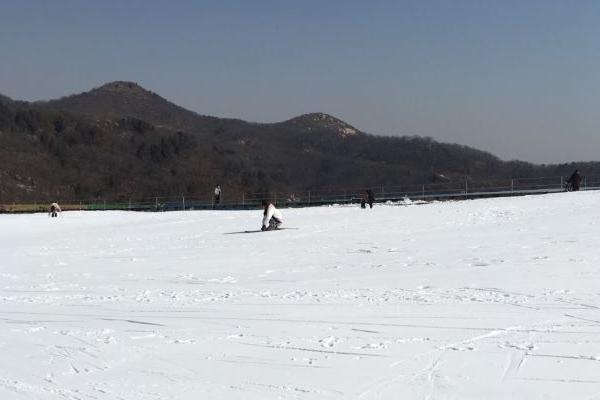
1,0,599,163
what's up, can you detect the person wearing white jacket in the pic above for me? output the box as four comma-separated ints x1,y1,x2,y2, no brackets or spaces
48,202,61,218
214,185,222,204
261,200,283,231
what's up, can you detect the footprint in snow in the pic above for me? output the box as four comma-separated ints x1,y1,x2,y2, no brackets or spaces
471,261,490,267
319,336,339,348
358,342,388,349
447,346,476,351
499,342,536,351
171,338,195,344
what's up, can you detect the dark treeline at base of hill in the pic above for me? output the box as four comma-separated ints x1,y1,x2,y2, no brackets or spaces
0,81,595,202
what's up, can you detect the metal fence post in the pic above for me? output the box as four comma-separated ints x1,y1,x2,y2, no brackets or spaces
511,179,514,193
465,179,468,195
182,196,185,210
155,197,158,210
560,176,563,189
421,185,425,199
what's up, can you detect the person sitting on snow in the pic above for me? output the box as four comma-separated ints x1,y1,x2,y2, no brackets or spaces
261,200,283,231
48,202,61,218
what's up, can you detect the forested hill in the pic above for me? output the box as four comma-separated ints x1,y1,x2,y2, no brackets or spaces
0,81,593,201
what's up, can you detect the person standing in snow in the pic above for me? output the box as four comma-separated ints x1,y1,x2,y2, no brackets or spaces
214,185,222,205
48,202,61,218
261,200,283,231
566,170,582,191
366,189,375,208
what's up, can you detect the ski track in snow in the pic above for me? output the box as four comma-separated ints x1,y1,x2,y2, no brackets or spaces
1,192,600,399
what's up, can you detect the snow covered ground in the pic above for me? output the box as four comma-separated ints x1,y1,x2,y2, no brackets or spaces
1,192,600,399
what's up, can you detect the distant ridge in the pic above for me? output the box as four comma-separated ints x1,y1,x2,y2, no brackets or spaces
35,82,359,135
0,81,593,201
0,93,13,105
34,80,227,132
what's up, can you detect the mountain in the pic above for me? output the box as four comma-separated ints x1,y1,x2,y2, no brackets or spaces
34,81,235,132
0,81,592,202
282,113,360,137
0,93,13,105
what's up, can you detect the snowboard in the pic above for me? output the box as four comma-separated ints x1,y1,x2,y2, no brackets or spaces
225,227,298,235
245,227,298,233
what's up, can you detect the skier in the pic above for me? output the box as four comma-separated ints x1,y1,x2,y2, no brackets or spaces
48,202,61,218
261,200,283,231
566,170,582,191
214,185,222,205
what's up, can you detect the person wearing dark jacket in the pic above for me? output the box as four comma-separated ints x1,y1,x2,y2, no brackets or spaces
366,189,375,208
566,170,582,191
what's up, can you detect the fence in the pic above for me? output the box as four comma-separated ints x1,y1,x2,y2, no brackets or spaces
1,175,597,214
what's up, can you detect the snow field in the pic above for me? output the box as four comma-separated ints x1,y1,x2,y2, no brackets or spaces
1,192,600,399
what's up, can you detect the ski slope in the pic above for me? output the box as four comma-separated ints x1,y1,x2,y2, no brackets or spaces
1,192,600,399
